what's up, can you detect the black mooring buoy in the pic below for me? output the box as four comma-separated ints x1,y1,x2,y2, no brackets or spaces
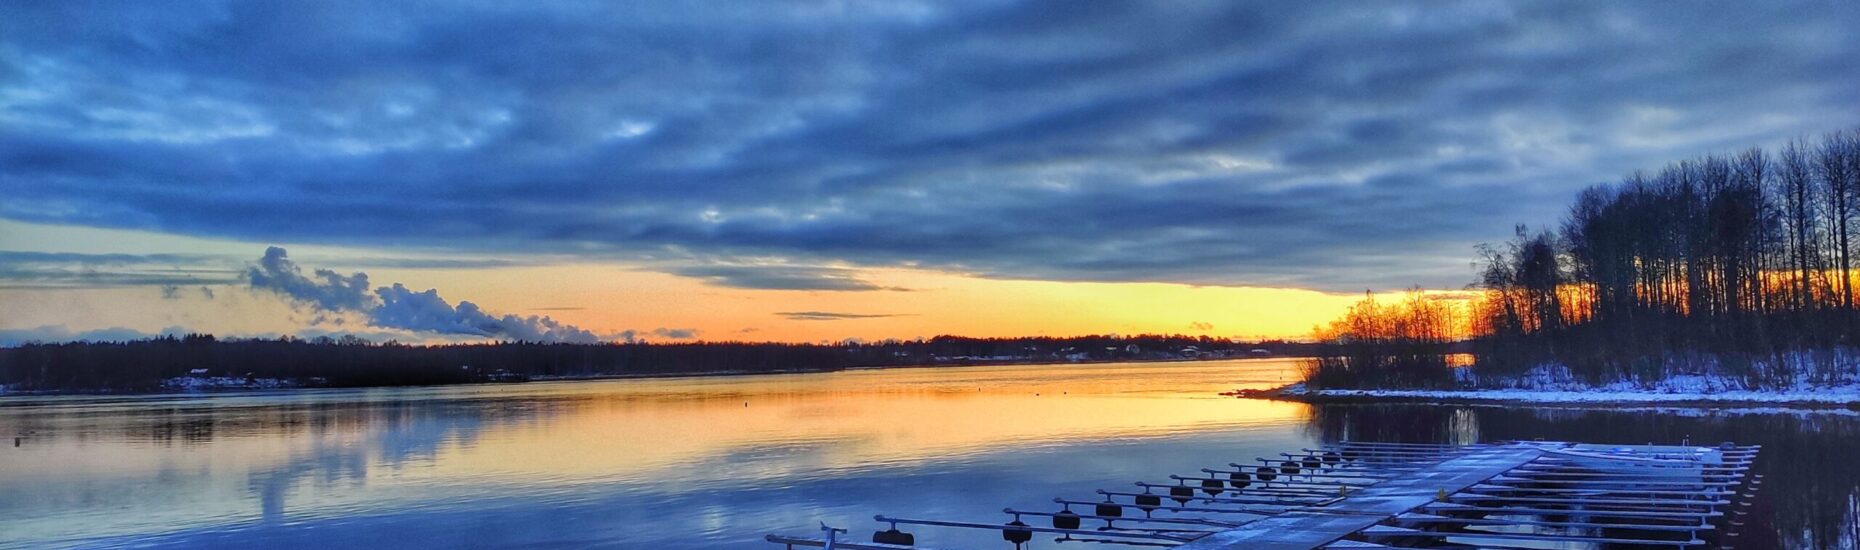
1200,478,1224,496
1095,501,1122,517
1256,465,1277,481
1053,509,1082,529
1169,485,1194,504
873,528,914,545
1002,520,1033,544
1134,493,1161,510
1229,471,1251,488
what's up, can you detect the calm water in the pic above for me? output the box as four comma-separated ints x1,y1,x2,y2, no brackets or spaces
1,359,1855,549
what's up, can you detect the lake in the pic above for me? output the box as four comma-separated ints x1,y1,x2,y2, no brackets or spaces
0,358,1853,549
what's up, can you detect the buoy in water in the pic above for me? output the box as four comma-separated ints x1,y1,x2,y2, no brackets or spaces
1200,478,1224,496
1281,460,1301,475
1053,509,1082,529
873,528,915,545
1095,502,1122,518
1134,493,1161,510
1169,485,1194,504
1002,520,1033,544
1256,466,1277,481
1229,471,1251,488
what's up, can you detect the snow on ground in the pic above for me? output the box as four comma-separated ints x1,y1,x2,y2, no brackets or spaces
1283,382,1860,404
161,376,300,392
1280,349,1860,405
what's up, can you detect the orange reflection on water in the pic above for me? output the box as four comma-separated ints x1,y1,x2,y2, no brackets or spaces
0,359,1313,547
441,360,1312,483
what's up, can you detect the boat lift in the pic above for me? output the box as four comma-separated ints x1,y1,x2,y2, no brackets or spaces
765,440,1761,549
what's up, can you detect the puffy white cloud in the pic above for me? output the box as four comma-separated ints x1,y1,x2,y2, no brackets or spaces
247,247,600,343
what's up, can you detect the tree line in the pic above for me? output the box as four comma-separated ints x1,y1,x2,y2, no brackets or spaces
1310,126,1860,389
1477,127,1860,387
0,333,1312,392
1302,290,1466,389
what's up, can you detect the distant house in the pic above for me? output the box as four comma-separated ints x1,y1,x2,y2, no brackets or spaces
1249,349,1272,356
1180,346,1201,358
1125,344,1141,354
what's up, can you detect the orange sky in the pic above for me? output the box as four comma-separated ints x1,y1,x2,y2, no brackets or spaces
0,220,1454,343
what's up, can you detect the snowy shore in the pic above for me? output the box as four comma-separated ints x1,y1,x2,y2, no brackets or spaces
1259,354,1860,406
1274,382,1860,406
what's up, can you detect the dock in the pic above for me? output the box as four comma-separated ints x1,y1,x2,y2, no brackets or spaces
766,440,1762,549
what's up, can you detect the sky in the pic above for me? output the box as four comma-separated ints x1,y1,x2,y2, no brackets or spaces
2,1,1858,344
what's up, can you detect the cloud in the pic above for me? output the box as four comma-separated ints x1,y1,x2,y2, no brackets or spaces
777,311,906,321
0,325,191,347
373,283,600,343
246,247,600,343
0,251,239,289
4,2,1860,290
612,327,701,341
669,265,908,291
650,327,699,339
0,249,524,291
160,284,218,300
247,247,375,312
1189,321,1214,332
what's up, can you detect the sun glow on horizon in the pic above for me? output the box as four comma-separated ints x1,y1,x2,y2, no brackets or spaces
0,221,1462,344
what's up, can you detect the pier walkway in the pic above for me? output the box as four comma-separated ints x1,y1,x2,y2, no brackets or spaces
1176,445,1542,549
767,440,1762,550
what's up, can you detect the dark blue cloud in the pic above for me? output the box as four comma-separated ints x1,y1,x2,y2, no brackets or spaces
3,1,1859,290
669,265,908,291
0,250,522,290
0,251,239,289
612,328,700,341
777,311,906,322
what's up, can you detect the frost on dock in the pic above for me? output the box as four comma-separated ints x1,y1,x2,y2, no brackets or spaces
767,440,1762,549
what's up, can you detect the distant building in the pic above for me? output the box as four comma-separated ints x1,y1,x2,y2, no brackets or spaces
1249,349,1272,356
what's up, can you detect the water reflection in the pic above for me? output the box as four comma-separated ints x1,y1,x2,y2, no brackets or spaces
0,360,1308,549
5,361,1858,549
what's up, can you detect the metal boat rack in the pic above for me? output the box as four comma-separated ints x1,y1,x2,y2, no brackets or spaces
765,440,1762,549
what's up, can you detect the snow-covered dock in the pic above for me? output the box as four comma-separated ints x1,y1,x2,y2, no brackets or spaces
766,440,1761,549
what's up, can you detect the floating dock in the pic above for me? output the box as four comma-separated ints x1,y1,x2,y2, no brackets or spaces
766,440,1762,549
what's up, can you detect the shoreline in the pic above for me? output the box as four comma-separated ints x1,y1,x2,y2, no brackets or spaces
0,355,1291,398
1232,383,1860,410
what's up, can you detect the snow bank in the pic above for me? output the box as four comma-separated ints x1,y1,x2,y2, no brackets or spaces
1287,385,1860,404
1273,349,1860,405
1279,381,1860,404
